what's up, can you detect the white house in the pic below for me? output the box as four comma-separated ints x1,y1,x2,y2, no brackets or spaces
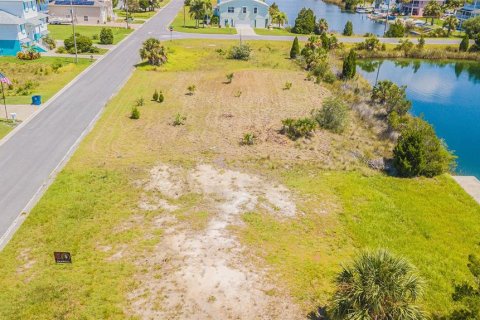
215,0,270,28
48,0,114,25
0,0,48,56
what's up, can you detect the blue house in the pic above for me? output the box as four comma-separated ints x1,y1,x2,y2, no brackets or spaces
215,0,270,28
0,0,48,56
457,0,480,29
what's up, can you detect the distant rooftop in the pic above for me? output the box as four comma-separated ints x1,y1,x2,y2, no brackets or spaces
0,10,23,25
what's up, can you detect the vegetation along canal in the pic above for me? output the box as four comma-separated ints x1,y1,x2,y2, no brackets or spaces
358,59,480,178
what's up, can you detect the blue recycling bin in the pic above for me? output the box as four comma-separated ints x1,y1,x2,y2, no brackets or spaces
32,95,41,105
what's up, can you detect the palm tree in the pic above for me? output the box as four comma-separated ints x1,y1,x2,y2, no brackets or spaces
189,0,212,28
272,11,288,28
316,18,329,35
330,249,426,320
139,38,167,66
443,15,459,36
423,0,443,25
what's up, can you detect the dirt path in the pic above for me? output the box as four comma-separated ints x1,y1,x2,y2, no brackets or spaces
128,163,304,319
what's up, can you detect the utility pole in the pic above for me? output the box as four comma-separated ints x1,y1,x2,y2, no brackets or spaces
70,0,78,63
383,0,390,36
125,0,130,29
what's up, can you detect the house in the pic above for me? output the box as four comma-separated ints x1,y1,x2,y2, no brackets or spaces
48,0,113,25
457,1,480,28
400,0,445,16
215,0,270,28
0,0,48,56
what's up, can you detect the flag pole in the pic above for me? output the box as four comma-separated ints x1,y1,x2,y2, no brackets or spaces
1,81,7,120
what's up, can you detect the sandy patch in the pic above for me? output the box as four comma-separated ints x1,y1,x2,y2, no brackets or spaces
128,163,303,319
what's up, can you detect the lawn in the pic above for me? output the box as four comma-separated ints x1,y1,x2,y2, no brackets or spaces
114,8,158,20
0,56,91,105
0,119,15,139
48,25,133,45
255,27,297,36
0,39,478,318
170,6,237,34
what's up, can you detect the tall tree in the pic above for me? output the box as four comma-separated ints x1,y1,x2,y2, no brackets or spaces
189,0,212,28
423,0,443,25
290,36,300,58
292,8,316,34
330,249,426,320
443,15,459,36
342,49,356,79
269,2,279,17
459,34,469,52
272,11,288,28
343,20,353,36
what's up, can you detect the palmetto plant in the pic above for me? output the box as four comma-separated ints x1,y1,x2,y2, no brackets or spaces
189,0,212,28
330,249,426,320
443,16,459,36
139,38,167,66
272,11,288,28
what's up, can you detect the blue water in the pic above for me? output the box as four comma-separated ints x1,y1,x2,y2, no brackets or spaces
266,0,386,35
357,60,480,178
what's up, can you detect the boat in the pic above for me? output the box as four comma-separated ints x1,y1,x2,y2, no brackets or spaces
356,6,375,13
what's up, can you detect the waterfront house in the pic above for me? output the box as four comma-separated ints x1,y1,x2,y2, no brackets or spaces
215,0,269,28
400,0,445,16
457,1,479,28
0,0,48,56
48,0,113,24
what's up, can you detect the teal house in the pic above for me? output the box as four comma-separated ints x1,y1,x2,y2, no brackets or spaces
215,0,270,28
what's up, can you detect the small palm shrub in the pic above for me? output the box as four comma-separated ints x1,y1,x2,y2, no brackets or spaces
312,97,349,133
226,73,234,83
241,133,255,145
281,117,316,140
173,113,186,126
284,82,292,90
152,90,159,101
187,85,196,95
130,106,140,119
135,97,144,106
234,90,242,97
158,91,164,103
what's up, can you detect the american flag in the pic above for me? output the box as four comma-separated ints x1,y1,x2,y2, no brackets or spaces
0,73,11,85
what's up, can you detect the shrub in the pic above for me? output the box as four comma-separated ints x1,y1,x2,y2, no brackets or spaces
396,39,415,53
99,28,114,44
385,21,406,37
158,91,164,103
320,33,339,51
462,16,480,38
342,49,356,80
356,35,382,51
42,35,56,50
139,38,167,66
417,35,425,49
343,21,353,36
135,97,144,106
393,117,455,177
459,34,470,52
290,36,300,58
312,97,349,133
323,71,336,84
210,15,219,25
281,117,316,140
372,80,411,115
225,73,234,83
315,18,329,35
241,132,255,145
173,113,186,126
130,106,140,119
330,249,426,320
228,44,251,60
16,49,40,60
187,85,196,95
234,90,242,97
152,90,159,101
292,8,316,34
284,82,292,90
64,33,94,53
56,46,67,54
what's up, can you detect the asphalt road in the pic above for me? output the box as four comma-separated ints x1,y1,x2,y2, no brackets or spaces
0,0,184,247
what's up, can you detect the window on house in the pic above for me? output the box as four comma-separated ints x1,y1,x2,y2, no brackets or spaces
84,16,88,21
254,7,257,14
242,6,247,13
228,7,234,13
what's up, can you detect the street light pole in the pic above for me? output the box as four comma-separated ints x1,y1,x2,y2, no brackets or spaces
70,0,78,63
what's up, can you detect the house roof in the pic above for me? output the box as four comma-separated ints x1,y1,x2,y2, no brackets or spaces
217,0,269,8
0,10,23,25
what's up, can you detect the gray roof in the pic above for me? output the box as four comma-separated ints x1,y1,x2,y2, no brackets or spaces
0,10,23,25
217,0,269,7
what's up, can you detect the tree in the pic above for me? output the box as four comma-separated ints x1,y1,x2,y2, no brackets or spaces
312,97,349,133
330,249,426,320
393,117,455,177
462,16,480,38
99,28,114,44
385,20,406,37
269,2,279,17
315,18,329,35
372,80,411,115
343,20,353,36
356,35,382,51
417,34,425,49
272,11,288,28
342,49,356,80
64,33,94,53
459,34,470,52
139,0,149,11
189,0,212,28
449,254,480,319
423,0,443,25
344,0,361,10
445,0,462,12
290,36,300,58
139,38,167,66
292,8,316,34
443,15,459,36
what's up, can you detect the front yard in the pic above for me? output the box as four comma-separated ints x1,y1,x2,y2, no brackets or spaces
48,25,133,45
170,6,236,34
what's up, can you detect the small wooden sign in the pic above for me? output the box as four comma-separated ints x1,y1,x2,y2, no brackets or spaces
54,252,72,264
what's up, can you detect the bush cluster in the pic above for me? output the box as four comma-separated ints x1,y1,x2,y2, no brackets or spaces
281,117,316,140
312,97,349,134
228,44,251,60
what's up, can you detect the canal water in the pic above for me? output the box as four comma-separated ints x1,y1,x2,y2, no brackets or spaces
266,0,386,35
357,60,480,178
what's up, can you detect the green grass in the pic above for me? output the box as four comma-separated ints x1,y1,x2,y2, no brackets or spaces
114,8,158,20
48,25,133,44
0,57,91,105
170,6,236,34
0,119,15,139
254,27,296,36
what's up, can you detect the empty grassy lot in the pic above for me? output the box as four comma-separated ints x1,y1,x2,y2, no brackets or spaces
48,25,133,45
0,57,91,105
0,119,15,139
0,39,478,318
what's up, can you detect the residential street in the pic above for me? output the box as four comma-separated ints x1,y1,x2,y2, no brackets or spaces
0,0,183,247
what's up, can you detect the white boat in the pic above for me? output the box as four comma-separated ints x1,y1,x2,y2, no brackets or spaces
356,6,374,13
